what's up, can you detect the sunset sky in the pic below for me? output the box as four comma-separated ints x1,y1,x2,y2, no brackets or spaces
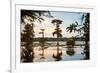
22,11,87,38
33,11,87,38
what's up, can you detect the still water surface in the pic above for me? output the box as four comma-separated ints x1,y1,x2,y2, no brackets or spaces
33,41,85,62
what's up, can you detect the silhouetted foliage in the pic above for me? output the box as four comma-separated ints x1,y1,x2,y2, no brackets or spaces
52,50,62,61
82,13,90,60
21,10,52,62
66,37,75,47
66,37,75,56
53,28,62,37
21,24,34,62
77,13,90,60
66,22,78,33
51,19,63,61
21,10,53,23
66,13,90,60
66,48,75,56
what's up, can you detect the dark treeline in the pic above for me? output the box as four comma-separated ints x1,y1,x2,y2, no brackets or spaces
21,37,85,42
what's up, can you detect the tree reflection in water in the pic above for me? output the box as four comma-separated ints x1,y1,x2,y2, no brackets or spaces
52,50,62,61
51,19,63,61
66,37,75,56
66,47,75,56
39,29,48,59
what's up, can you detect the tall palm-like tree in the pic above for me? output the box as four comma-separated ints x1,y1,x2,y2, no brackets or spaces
51,19,63,61
21,10,52,62
66,22,78,33
53,28,62,37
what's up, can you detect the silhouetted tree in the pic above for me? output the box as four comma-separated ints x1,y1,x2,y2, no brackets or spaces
21,10,52,62
66,13,90,60
66,22,78,33
21,23,34,62
66,37,75,56
76,13,90,59
66,22,77,57
66,37,75,47
51,19,63,61
81,13,90,59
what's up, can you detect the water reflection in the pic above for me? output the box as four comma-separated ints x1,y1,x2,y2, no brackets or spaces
52,50,62,61
66,48,75,56
33,44,85,62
